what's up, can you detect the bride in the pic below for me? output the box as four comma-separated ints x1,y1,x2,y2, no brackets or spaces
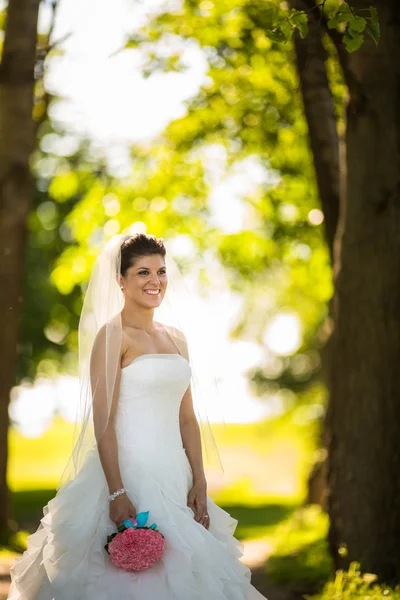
7,232,267,599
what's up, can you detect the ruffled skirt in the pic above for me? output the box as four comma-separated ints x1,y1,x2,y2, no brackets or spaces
8,442,267,599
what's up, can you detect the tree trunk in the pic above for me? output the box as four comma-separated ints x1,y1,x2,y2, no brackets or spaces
0,0,40,540
327,0,400,582
289,0,340,261
289,0,342,513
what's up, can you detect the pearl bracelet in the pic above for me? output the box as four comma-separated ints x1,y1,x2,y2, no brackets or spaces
107,487,128,502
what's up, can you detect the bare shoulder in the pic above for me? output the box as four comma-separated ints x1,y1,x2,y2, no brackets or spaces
120,325,140,362
91,321,127,366
155,321,189,359
155,321,187,343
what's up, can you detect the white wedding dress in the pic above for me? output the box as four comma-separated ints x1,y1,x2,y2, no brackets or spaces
8,353,267,599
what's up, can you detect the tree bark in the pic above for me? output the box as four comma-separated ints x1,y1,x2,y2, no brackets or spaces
0,0,40,540
289,0,340,261
289,0,342,515
327,0,400,582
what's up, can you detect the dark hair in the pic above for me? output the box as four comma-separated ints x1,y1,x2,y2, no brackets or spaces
119,233,166,277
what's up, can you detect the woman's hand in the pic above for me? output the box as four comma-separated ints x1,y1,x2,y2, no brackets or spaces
187,479,210,529
109,493,137,527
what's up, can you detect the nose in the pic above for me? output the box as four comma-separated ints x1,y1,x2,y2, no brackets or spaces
149,274,160,286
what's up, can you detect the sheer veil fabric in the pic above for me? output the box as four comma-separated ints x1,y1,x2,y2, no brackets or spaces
57,233,226,492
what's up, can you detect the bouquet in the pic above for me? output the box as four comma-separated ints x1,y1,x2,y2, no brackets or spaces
105,510,165,571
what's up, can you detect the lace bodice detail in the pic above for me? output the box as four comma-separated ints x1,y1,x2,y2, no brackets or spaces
114,354,192,451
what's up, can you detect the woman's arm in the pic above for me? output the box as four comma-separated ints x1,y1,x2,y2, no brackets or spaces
90,326,137,526
96,397,124,495
175,333,207,484
90,325,125,494
179,386,207,485
180,382,210,528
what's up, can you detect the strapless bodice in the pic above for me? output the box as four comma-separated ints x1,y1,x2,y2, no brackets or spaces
114,354,192,452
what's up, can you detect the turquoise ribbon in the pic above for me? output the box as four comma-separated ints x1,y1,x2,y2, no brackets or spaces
122,511,157,530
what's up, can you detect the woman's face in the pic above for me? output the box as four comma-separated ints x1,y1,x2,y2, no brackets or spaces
120,254,167,307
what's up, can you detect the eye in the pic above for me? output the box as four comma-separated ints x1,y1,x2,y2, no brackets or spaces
138,269,166,275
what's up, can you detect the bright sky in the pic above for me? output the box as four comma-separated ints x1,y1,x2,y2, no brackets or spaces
9,0,302,436
45,0,204,155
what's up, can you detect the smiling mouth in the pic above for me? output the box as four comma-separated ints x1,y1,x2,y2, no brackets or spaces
144,289,160,295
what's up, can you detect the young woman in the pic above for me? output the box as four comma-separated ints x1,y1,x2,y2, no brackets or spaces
8,233,267,599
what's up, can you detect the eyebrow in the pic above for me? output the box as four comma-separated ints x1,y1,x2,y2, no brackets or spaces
135,265,166,271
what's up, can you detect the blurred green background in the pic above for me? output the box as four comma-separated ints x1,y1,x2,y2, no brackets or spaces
1,1,394,599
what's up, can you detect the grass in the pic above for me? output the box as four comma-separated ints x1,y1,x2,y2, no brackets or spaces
7,407,317,522
8,408,318,497
266,505,332,594
310,562,400,599
7,417,75,491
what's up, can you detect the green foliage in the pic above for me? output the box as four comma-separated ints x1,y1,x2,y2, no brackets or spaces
121,0,340,405
18,0,358,407
327,4,380,52
17,123,102,380
18,102,215,380
20,0,350,392
267,505,332,592
366,6,380,45
126,2,378,55
289,10,309,39
267,513,400,599
311,562,400,600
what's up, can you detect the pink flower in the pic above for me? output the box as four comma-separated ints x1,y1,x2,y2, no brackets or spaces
108,527,165,571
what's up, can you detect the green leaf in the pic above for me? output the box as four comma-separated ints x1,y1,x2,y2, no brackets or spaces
369,5,378,23
367,6,380,44
335,4,352,23
265,29,287,43
327,3,353,29
348,15,366,33
263,4,281,29
278,20,293,41
343,29,364,53
335,12,351,24
365,22,380,45
297,21,308,39
327,16,340,29
291,12,308,39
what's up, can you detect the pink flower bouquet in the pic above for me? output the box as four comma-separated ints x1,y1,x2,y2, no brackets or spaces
105,511,165,571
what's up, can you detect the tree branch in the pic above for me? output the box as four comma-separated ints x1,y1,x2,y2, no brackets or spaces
297,0,356,92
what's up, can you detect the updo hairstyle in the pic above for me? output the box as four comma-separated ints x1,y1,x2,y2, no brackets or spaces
119,234,166,277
